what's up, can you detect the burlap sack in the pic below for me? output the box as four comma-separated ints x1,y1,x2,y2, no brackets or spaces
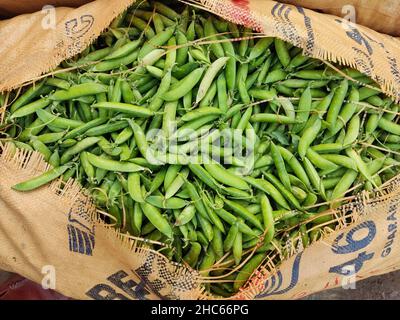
277,0,400,37
0,0,400,300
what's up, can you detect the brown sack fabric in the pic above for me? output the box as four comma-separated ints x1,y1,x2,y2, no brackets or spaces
0,143,201,300
0,0,93,18
277,0,400,37
1,0,400,300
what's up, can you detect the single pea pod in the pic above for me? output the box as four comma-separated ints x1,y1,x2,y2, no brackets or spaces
49,83,108,101
145,195,188,209
196,57,229,104
140,202,173,239
162,67,205,101
12,165,70,192
326,79,349,133
86,153,147,173
233,253,265,292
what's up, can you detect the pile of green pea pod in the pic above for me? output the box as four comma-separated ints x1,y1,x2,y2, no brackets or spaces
2,0,400,297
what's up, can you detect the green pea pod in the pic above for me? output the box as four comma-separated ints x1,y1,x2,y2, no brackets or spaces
260,194,275,245
196,57,229,104
223,222,239,252
10,98,51,119
343,115,360,147
330,169,358,201
204,17,224,58
183,242,201,268
292,86,312,133
145,195,188,209
50,83,108,101
303,157,326,200
326,79,349,132
346,148,375,185
204,163,249,191
140,202,173,239
36,109,84,130
127,172,144,203
233,253,264,292
60,137,101,164
138,26,175,60
163,67,205,101
248,37,273,61
298,118,322,160
86,153,147,173
175,205,196,226
274,38,290,68
12,165,70,192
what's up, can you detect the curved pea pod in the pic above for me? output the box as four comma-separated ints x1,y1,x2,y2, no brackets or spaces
248,37,274,61
306,149,339,174
223,222,239,252
60,137,101,164
248,88,277,101
10,98,51,119
223,198,263,230
343,115,360,147
104,38,142,60
326,79,349,132
145,195,188,210
183,242,202,269
298,118,322,160
63,118,108,140
36,131,66,145
80,151,95,183
49,83,108,101
204,17,224,58
175,204,196,226
86,153,147,173
12,165,70,192
260,194,275,244
140,202,173,239
10,80,46,113
199,246,216,277
320,154,357,171
233,253,265,292
330,169,358,201
243,176,289,210
180,107,223,123
263,173,302,210
30,138,52,162
378,117,400,135
345,148,375,185
270,142,291,190
36,109,84,130
279,147,311,189
165,167,189,199
303,157,326,200
220,38,236,92
204,163,249,191
138,26,175,60
91,102,154,118
274,38,290,68
292,86,312,134
162,67,204,101
196,57,229,105
126,172,144,203
188,164,220,191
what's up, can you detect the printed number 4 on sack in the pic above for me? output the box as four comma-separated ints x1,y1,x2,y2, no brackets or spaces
329,220,376,276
